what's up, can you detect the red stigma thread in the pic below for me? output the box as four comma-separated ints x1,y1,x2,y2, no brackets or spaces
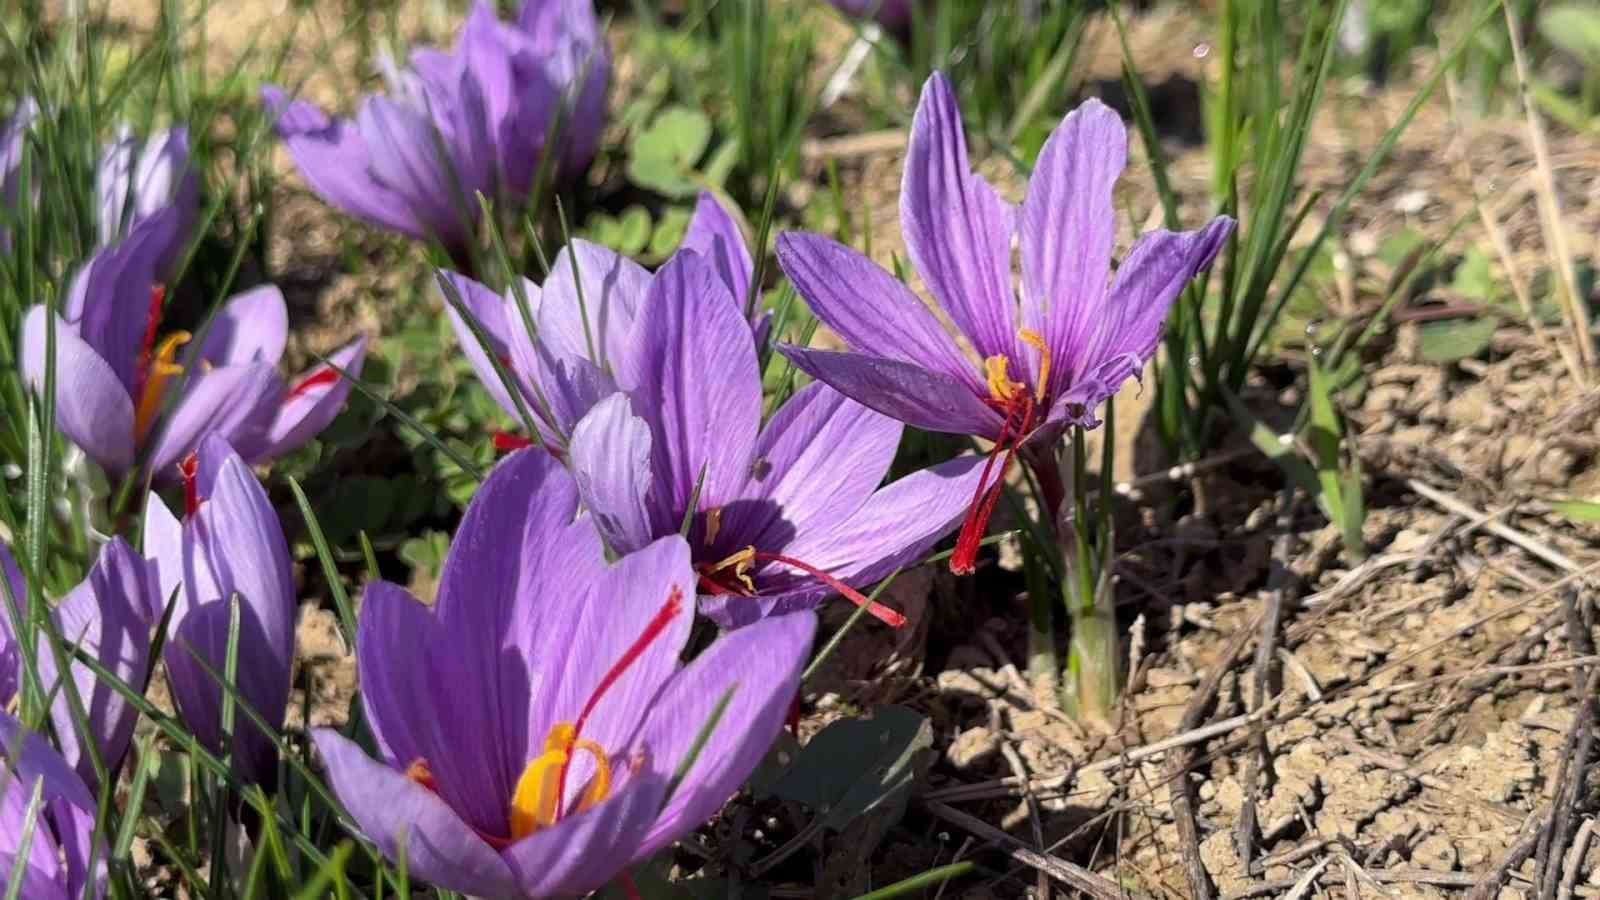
492,431,534,453
133,284,167,404
288,366,340,399
179,452,201,517
620,871,643,900
556,586,685,806
755,552,906,628
950,393,1037,576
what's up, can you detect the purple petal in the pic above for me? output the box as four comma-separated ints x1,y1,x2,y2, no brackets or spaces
567,393,656,555
538,239,651,370
0,545,22,707
507,296,618,447
60,213,177,392
776,231,979,389
777,345,1003,438
353,583,442,769
1020,98,1126,398
439,271,528,423
144,363,281,482
0,712,101,898
97,127,198,274
716,382,901,554
261,87,427,239
165,597,285,786
197,285,288,368
501,769,669,898
258,335,368,462
140,492,205,627
357,95,477,251
635,610,815,858
313,729,519,898
683,192,753,304
617,250,762,533
901,72,1019,362
19,306,136,474
43,537,155,789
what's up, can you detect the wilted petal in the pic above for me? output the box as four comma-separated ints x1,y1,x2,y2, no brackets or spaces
261,86,427,239
197,285,288,367
19,306,136,474
683,192,753,304
776,231,979,390
258,335,368,461
635,610,814,857
502,770,668,898
1020,98,1125,398
777,346,1003,438
313,729,519,898
901,72,1019,362
144,363,281,482
568,393,656,555
617,250,761,532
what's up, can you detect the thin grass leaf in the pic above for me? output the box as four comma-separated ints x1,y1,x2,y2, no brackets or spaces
310,350,485,483
288,476,356,657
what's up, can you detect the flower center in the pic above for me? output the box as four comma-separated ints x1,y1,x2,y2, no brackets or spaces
952,328,1051,576
508,723,612,841
132,285,190,446
696,544,907,628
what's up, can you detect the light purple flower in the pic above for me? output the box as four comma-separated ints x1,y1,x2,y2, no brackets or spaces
0,98,38,245
142,435,296,787
777,73,1234,572
97,126,198,276
828,0,915,31
0,540,157,790
19,218,366,481
561,248,987,628
313,449,815,898
441,192,763,451
0,712,105,900
262,0,609,259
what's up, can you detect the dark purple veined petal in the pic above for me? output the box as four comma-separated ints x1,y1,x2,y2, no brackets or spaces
776,345,1004,439
143,363,281,483
567,393,657,555
196,285,288,368
258,334,368,462
683,192,754,306
18,306,137,474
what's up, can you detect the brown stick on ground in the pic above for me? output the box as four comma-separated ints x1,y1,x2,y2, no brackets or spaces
1536,591,1598,900
1469,810,1548,900
1236,515,1297,871
922,800,1144,900
1168,615,1261,900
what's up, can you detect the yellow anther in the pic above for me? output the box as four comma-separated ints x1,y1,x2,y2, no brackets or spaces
704,507,724,547
134,331,191,443
508,723,614,841
1018,329,1050,403
706,546,757,594
983,354,1023,404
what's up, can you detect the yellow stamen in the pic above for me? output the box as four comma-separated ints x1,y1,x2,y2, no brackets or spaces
984,354,1023,404
134,331,191,443
508,723,613,841
704,506,724,547
1018,329,1050,404
705,546,757,594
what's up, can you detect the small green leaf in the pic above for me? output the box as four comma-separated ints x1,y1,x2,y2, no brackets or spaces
1540,5,1600,65
1418,317,1496,362
1450,248,1496,303
1548,498,1600,523
627,106,713,198
763,706,932,832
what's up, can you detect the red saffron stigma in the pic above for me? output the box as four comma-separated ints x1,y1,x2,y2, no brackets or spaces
754,552,907,628
556,586,685,806
492,431,534,453
620,871,643,900
785,692,802,736
288,366,340,399
950,394,1037,576
133,284,167,403
179,452,201,517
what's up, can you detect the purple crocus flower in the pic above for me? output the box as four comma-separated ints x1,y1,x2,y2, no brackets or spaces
0,713,105,899
19,217,366,481
562,249,987,629
0,98,37,239
313,449,815,898
0,540,157,789
828,0,915,31
262,0,608,260
440,192,760,453
778,73,1235,573
142,435,296,787
97,126,199,277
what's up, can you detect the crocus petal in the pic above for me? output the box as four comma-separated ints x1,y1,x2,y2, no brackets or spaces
1019,98,1125,399
97,127,198,274
140,492,205,627
258,335,368,462
507,295,618,446
313,729,519,899
19,307,136,474
683,192,753,305
538,239,651,370
0,712,100,899
717,382,902,553
635,610,815,858
61,211,176,392
777,345,1003,438
439,271,527,424
775,231,979,389
357,95,476,251
144,362,282,482
164,598,283,787
901,72,1019,362
41,538,155,789
618,250,762,531
567,393,656,555
353,582,444,769
197,285,288,368
501,770,669,898
261,87,427,239
0,545,22,707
